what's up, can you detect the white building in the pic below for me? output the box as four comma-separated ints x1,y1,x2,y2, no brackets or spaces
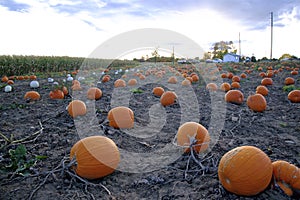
223,53,241,63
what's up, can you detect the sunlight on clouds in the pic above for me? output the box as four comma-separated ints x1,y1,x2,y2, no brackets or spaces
0,4,103,57
0,1,299,58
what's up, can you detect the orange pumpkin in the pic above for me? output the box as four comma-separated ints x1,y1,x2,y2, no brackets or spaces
49,89,64,99
291,70,298,75
220,82,231,92
221,73,227,78
259,72,266,78
102,75,110,83
272,160,300,196
231,75,240,82
176,122,210,153
1,76,8,82
247,93,267,112
261,78,273,86
7,80,14,85
72,80,80,86
231,82,240,89
227,72,233,79
225,90,244,104
71,84,82,91
186,76,193,83
284,77,295,85
29,75,37,80
152,87,165,97
17,76,24,80
114,79,126,88
206,83,218,91
62,86,68,96
191,74,199,82
107,106,134,129
240,73,247,78
70,136,120,179
168,76,178,84
288,90,300,103
139,74,146,80
127,79,138,86
218,146,273,196
256,85,269,96
182,79,191,86
24,91,41,101
87,87,102,100
160,91,177,106
67,100,87,118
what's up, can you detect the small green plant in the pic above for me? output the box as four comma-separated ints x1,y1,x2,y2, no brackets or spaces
283,85,296,92
279,122,288,127
130,88,144,94
2,144,47,176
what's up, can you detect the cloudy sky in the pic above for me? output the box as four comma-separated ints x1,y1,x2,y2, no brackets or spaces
0,0,299,59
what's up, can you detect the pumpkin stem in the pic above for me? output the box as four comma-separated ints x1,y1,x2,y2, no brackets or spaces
68,154,78,168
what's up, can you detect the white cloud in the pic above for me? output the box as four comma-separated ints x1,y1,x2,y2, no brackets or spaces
0,1,299,59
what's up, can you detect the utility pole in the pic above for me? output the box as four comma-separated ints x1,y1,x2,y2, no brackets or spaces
270,12,273,59
172,46,175,66
239,32,241,56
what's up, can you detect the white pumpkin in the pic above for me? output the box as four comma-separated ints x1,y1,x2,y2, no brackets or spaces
48,78,54,83
67,76,73,82
4,85,12,92
78,76,85,81
30,80,39,88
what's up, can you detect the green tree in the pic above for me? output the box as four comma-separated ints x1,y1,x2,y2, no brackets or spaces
210,41,237,59
279,53,293,60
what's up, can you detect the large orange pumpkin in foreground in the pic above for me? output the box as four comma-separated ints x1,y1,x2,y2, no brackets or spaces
288,90,300,103
87,87,102,100
272,160,300,196
108,106,134,129
247,93,267,112
67,100,87,118
225,90,244,105
176,122,210,153
160,91,177,106
218,146,273,196
70,136,120,179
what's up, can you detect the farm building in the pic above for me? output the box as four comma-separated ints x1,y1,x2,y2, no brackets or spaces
223,53,241,63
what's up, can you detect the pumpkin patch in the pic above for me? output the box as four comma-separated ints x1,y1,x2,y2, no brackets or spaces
1,56,299,199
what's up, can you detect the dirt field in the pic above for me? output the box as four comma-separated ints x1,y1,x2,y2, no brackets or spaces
0,62,299,199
